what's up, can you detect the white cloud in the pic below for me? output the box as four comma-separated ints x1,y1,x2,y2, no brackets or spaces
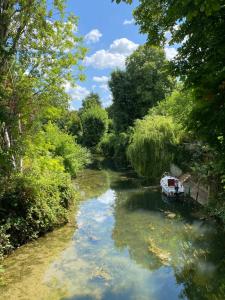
85,49,125,69
85,38,139,69
84,29,102,44
123,18,135,25
164,47,178,60
164,25,186,59
109,38,138,55
99,84,109,92
64,81,89,102
102,93,113,108
93,76,109,83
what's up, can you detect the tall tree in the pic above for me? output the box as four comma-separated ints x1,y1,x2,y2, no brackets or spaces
109,45,174,131
0,0,86,173
81,92,102,112
80,105,109,148
127,115,179,180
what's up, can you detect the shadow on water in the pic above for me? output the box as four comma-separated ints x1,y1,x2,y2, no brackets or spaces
120,187,202,221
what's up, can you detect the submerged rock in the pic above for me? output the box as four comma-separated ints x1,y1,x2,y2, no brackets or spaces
167,213,176,219
164,211,176,219
91,266,111,281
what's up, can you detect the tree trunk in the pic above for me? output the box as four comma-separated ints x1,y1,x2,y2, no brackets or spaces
2,123,16,169
18,113,23,173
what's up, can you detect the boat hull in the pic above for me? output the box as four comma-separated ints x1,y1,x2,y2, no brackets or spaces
161,187,184,198
160,174,184,198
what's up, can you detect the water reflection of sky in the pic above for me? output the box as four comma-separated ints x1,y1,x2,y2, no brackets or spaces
43,186,191,300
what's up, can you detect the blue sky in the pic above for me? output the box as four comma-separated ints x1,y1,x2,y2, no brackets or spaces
63,0,146,110
63,0,177,110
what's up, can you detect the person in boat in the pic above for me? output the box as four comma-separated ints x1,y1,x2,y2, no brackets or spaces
175,180,179,194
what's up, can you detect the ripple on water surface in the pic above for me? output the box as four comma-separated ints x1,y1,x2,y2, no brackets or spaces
0,169,225,300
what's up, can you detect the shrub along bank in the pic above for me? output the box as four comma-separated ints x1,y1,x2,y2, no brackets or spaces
0,124,91,258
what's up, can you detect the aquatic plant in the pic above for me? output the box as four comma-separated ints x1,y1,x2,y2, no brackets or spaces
148,238,171,265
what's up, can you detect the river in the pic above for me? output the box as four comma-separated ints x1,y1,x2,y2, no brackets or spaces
0,167,224,300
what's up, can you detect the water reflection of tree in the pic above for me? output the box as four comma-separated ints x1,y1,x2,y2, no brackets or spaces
175,261,225,299
174,233,225,300
76,169,110,200
112,187,225,300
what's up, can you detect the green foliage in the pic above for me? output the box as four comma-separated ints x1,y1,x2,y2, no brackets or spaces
81,106,109,148
61,111,82,137
99,131,130,165
114,0,225,152
99,133,116,158
81,93,102,112
26,122,91,177
0,157,76,251
0,122,90,256
0,0,86,173
150,87,194,129
0,227,12,258
0,122,91,256
0,0,91,257
207,200,225,225
109,45,174,131
115,0,225,223
127,115,180,180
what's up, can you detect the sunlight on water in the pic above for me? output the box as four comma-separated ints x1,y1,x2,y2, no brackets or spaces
0,169,225,300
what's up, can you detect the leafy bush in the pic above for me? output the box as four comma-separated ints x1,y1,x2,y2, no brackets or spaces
0,226,12,258
99,133,116,158
0,156,76,251
0,123,91,256
99,131,130,166
81,106,109,148
27,122,91,177
59,110,83,137
0,123,90,256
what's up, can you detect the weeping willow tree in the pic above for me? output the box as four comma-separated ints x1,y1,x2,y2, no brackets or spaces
127,115,180,180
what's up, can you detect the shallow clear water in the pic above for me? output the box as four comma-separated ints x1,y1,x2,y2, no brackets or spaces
1,168,225,300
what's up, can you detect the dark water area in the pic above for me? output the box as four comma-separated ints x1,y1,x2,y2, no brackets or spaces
0,167,224,300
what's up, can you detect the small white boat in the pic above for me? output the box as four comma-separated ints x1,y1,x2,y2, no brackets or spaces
160,172,184,197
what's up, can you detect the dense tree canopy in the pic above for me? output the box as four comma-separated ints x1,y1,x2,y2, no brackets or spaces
0,0,86,173
127,115,179,180
81,93,102,112
109,45,173,131
114,0,225,150
150,85,194,130
58,111,82,137
80,105,109,148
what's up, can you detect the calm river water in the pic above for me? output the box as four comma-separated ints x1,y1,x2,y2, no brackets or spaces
0,167,225,300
